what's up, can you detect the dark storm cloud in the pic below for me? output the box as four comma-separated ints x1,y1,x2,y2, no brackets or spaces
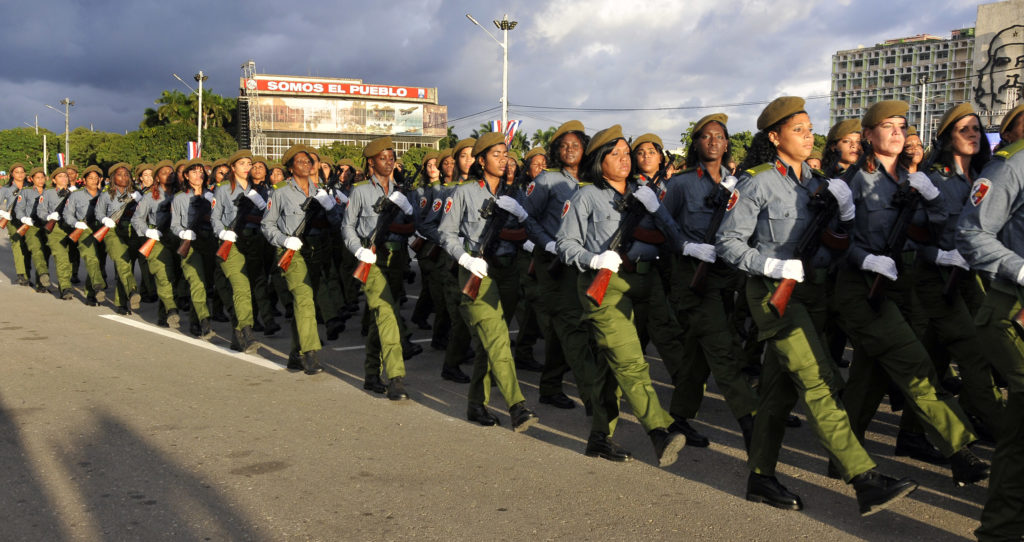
0,0,981,148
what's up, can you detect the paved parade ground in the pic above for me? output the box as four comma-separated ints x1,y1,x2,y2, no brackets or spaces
0,236,992,541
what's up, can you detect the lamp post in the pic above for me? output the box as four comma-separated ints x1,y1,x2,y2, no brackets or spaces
466,13,517,125
173,70,208,156
45,99,73,161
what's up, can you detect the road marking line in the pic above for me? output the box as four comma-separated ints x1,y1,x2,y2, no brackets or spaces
99,314,283,371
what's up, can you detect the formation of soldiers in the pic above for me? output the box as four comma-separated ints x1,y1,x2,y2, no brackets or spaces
2,97,1023,539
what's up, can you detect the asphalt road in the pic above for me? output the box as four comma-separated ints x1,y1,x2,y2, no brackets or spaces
0,234,992,541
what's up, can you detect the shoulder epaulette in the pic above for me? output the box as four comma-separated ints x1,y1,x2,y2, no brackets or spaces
216,180,229,188
351,180,369,188
272,180,289,190
577,181,593,187
544,167,558,172
810,168,827,179
995,139,1024,160
929,163,954,177
744,163,773,177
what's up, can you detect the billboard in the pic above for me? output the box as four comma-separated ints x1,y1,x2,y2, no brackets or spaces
244,76,435,103
254,96,441,136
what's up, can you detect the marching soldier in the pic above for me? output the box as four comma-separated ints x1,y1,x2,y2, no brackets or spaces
65,165,107,305
996,103,1024,150
718,97,917,515
512,147,546,372
956,130,1024,542
170,159,216,337
822,118,862,178
437,131,540,431
131,160,180,327
39,168,75,299
15,167,52,292
0,163,32,286
96,163,142,314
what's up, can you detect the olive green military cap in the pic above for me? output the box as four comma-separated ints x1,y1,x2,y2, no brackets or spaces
452,138,476,157
363,136,394,158
227,149,253,166
758,97,805,131
906,126,918,137
64,163,79,172
9,162,26,173
251,156,269,167
550,120,585,148
174,159,188,170
808,149,823,161
134,163,153,178
336,158,357,169
81,165,103,178
107,162,131,177
1000,104,1024,136
49,167,67,179
472,132,506,156
523,147,544,162
935,103,976,139
585,125,625,157
630,133,664,152
183,158,206,173
421,150,439,167
211,158,228,169
281,144,312,166
153,160,174,173
861,100,908,128
28,167,44,177
693,113,729,136
438,148,454,162
827,119,862,143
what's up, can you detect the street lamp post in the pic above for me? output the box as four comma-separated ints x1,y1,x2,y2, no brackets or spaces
466,13,517,125
45,99,74,162
173,70,208,156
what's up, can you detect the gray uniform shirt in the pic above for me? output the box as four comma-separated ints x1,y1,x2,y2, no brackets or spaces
131,186,172,233
95,187,141,227
39,187,72,218
340,175,416,255
262,177,315,249
717,158,845,275
170,189,214,237
922,164,973,264
957,142,1024,281
662,164,734,246
847,160,947,268
418,180,458,245
64,188,101,227
15,186,46,221
212,180,265,236
437,179,528,261
523,169,579,246
0,182,28,218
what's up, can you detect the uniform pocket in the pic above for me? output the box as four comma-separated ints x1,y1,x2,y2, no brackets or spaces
766,202,804,243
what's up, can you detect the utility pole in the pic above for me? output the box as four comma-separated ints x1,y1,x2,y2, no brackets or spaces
60,98,74,161
195,71,208,156
467,13,517,125
919,76,929,144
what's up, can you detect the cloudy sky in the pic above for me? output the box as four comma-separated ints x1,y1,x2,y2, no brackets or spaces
2,0,980,148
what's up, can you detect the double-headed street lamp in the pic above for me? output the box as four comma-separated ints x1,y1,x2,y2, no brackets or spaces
173,70,209,155
45,98,74,161
466,13,517,125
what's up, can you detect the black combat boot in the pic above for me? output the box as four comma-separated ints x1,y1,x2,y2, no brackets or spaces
851,470,918,516
649,428,686,467
585,432,633,462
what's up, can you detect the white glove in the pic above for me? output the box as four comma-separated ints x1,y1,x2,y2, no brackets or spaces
355,247,376,264
203,192,214,202
523,239,535,252
314,188,335,211
590,250,622,272
908,172,940,201
721,175,739,191
334,190,349,205
218,230,238,243
101,217,116,229
131,191,142,202
74,221,88,230
145,228,161,240
284,236,303,251
388,191,413,215
245,189,266,210
458,253,488,278
683,242,716,263
68,185,77,192
21,216,34,227
936,249,969,270
764,257,804,282
1017,264,1024,286
633,185,660,213
46,212,59,221
544,241,557,254
178,229,195,241
496,195,528,222
862,254,898,281
827,179,855,221
0,210,10,221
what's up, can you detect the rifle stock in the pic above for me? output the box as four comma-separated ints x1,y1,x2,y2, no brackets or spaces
0,217,8,229
216,240,233,261
769,278,797,317
68,228,85,243
462,273,483,300
351,245,376,282
44,219,57,233
585,268,613,306
92,225,110,242
139,237,157,258
176,238,192,257
16,222,31,237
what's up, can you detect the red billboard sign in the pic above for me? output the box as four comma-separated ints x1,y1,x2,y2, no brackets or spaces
244,77,434,102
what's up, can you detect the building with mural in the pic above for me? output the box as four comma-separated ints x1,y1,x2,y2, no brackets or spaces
236,63,447,160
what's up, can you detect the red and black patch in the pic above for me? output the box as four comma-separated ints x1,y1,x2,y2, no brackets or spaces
970,179,991,207
443,197,453,214
431,198,442,212
419,196,427,208
526,182,536,197
561,200,571,218
266,199,272,209
774,160,787,176
726,190,740,211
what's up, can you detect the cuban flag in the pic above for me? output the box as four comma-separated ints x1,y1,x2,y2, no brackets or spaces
186,141,201,159
57,153,66,167
504,120,522,147
489,120,502,134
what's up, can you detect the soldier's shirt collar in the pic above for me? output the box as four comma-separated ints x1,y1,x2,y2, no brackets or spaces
370,174,395,194
773,156,808,185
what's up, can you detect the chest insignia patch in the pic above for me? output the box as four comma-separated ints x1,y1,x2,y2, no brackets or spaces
526,182,536,197
970,179,991,207
561,200,571,218
432,199,442,213
419,196,427,208
444,197,453,214
726,190,739,211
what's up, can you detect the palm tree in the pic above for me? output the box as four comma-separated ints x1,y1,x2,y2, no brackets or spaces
188,90,233,129
531,126,557,149
154,90,193,125
469,122,493,139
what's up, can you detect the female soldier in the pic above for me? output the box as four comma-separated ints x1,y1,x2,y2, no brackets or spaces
438,131,539,431
0,163,31,286
899,127,925,173
96,163,142,314
132,160,180,327
65,165,107,305
16,167,52,291
556,125,684,466
39,168,75,299
211,150,264,354
661,114,759,448
409,151,443,333
512,147,547,372
523,120,595,411
170,159,216,338
134,164,157,303
914,103,1004,441
263,145,332,375
717,97,916,515
246,156,282,336
822,119,862,178
831,100,989,486
341,137,415,398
